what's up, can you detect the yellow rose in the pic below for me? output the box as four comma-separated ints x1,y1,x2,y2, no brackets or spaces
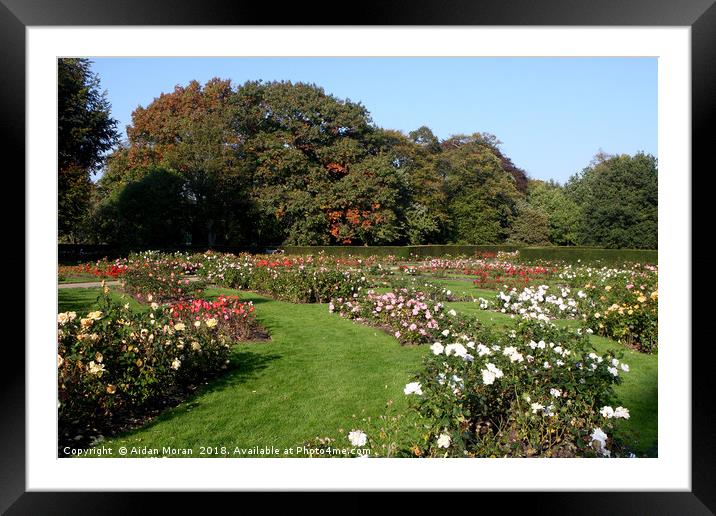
604,285,612,291
87,311,103,320
87,361,105,376
205,318,218,328
174,323,186,331
637,295,647,303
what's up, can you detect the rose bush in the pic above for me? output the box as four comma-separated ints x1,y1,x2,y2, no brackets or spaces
318,316,632,458
197,252,368,303
57,288,255,435
121,258,205,302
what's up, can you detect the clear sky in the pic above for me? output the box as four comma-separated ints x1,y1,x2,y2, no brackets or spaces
90,57,657,184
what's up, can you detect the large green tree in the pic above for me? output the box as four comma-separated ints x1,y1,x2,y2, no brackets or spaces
527,179,581,245
235,81,408,245
58,58,119,242
95,79,250,246
566,152,658,248
440,134,522,244
507,200,550,245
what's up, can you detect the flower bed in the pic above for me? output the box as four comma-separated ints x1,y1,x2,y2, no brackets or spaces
121,259,205,302
330,288,484,346
581,282,658,353
197,252,368,303
318,313,633,458
399,318,632,457
169,295,264,341
496,284,581,321
57,288,257,449
58,258,128,281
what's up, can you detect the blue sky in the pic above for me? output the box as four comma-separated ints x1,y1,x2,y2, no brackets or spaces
90,57,657,184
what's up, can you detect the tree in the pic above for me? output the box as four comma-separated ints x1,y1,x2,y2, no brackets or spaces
58,58,119,242
375,127,448,243
566,152,658,249
236,81,407,245
97,78,250,246
507,200,550,245
409,126,441,153
527,180,581,245
91,168,188,246
440,134,522,244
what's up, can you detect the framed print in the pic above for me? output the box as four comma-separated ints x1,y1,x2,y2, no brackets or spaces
3,0,714,513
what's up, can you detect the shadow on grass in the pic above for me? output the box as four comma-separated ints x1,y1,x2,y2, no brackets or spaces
106,347,282,439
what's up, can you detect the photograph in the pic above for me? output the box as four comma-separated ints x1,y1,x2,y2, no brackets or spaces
7,14,706,507
56,56,659,460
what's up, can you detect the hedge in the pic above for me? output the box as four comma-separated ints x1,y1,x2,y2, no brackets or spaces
58,244,276,264
518,247,658,264
60,244,658,264
280,245,523,259
281,245,657,264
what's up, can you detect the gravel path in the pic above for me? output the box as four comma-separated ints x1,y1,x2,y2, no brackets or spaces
58,280,121,289
58,276,203,289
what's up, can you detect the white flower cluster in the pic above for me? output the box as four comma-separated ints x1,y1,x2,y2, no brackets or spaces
590,427,610,457
600,406,630,419
348,430,367,447
481,363,504,385
404,382,423,395
497,285,580,320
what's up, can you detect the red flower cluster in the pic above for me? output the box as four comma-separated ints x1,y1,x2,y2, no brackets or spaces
255,258,296,268
60,259,128,279
169,296,254,322
469,264,556,289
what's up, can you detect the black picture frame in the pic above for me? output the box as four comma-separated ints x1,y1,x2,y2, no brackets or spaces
3,1,712,513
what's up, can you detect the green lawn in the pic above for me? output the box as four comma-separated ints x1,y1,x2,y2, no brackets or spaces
58,287,424,457
58,285,657,458
57,287,145,313
58,274,103,284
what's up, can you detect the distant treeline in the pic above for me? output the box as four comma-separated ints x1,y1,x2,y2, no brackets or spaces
59,60,658,250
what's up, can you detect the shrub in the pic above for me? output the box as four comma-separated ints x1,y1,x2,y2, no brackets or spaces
331,288,481,346
319,318,633,458
169,295,258,342
121,258,205,302
197,252,368,303
57,288,246,435
581,281,658,353
401,319,631,457
556,263,658,352
519,247,657,265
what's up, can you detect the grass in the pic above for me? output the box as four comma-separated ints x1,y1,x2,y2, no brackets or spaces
57,287,145,313
58,286,425,457
58,274,104,284
57,283,657,458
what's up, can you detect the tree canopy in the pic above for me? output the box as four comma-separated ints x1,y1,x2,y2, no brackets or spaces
566,152,658,249
77,76,657,250
58,58,119,242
